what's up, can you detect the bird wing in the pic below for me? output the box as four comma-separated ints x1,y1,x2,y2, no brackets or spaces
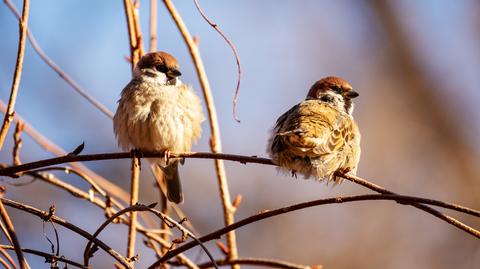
272,101,355,157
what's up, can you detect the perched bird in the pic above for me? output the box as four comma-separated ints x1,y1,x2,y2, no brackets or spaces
267,76,361,183
113,51,204,203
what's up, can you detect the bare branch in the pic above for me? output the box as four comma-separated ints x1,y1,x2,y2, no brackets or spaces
124,0,144,69
0,245,87,269
0,197,132,268
0,191,28,269
149,0,158,52
192,0,242,122
3,0,114,119
0,247,18,269
148,193,480,268
127,156,141,265
0,100,130,204
84,203,217,269
0,151,273,177
12,121,24,166
338,173,480,239
0,0,30,150
194,257,315,269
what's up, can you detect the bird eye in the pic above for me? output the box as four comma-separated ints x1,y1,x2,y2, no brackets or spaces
320,95,334,102
155,65,168,73
330,86,342,93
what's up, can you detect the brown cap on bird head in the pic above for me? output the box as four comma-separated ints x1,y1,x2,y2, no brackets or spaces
306,76,359,100
136,51,182,78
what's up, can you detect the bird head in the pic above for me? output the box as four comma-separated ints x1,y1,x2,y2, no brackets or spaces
134,51,182,86
306,76,359,114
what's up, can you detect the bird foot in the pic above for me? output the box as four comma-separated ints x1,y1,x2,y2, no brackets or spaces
130,149,143,158
291,170,297,178
163,150,172,165
337,167,352,175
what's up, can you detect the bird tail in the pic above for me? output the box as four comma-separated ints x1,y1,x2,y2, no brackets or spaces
159,161,183,204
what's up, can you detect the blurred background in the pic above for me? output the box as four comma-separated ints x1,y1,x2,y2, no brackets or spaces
1,0,479,268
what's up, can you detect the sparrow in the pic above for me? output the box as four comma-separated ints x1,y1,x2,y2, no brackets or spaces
113,51,204,203
267,76,361,183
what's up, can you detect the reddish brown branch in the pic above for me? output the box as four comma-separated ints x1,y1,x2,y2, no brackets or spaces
0,151,272,176
0,197,132,268
194,257,315,269
0,194,27,269
192,0,242,122
148,193,479,268
0,0,30,150
338,173,480,238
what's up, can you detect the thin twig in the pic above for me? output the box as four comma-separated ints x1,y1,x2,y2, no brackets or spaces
127,156,141,265
0,257,12,269
24,169,197,267
3,0,114,119
193,257,315,269
29,166,107,197
149,0,157,52
84,204,217,269
12,121,24,166
13,167,197,267
152,167,171,256
0,247,18,269
0,100,130,204
123,0,143,68
0,0,30,150
338,173,480,239
0,245,87,269
0,197,132,269
0,192,28,269
162,1,239,264
148,193,480,268
192,0,242,122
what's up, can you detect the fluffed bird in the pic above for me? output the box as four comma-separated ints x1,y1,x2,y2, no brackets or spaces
267,76,361,183
113,51,205,203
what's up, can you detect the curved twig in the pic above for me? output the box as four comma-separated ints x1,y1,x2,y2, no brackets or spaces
193,257,315,269
0,198,132,269
148,193,480,268
0,0,30,150
23,170,198,267
3,0,114,119
0,245,87,269
84,204,218,269
0,247,17,269
192,0,242,122
0,195,28,269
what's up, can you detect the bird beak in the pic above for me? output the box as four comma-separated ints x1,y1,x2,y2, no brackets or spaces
167,69,182,78
344,90,359,99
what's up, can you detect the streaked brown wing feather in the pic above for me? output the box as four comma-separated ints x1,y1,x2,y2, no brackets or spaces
272,101,353,157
